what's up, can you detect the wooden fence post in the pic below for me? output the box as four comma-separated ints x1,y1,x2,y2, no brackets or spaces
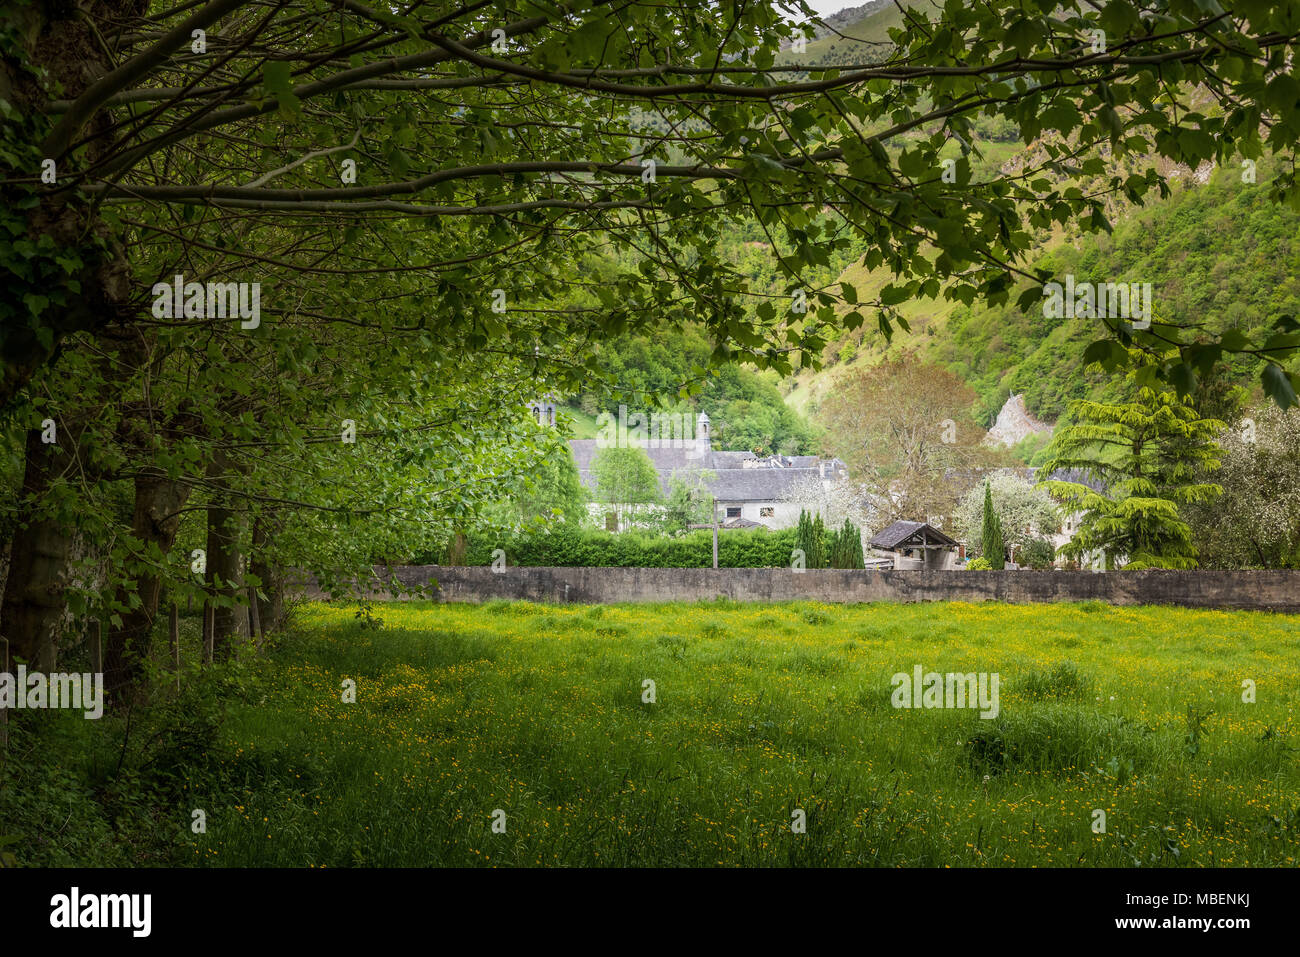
169,603,181,693
248,586,262,653
0,637,8,752
89,620,102,675
711,496,719,570
203,602,214,665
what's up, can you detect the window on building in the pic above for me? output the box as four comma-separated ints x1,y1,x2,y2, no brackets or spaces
605,511,618,532
759,507,774,518
726,506,741,519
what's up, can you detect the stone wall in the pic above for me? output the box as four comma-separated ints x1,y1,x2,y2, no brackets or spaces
314,566,1300,613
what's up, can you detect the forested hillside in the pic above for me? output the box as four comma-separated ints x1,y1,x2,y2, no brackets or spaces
796,160,1300,428
566,324,817,455
778,0,920,66
565,146,1299,461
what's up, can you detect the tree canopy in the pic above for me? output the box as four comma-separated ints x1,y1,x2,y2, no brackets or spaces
7,0,1300,405
5,0,1300,692
1039,354,1226,568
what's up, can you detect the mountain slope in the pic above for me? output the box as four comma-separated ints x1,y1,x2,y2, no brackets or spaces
791,160,1300,426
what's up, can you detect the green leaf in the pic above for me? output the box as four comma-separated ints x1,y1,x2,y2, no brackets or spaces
1264,74,1299,114
1169,362,1197,398
1262,363,1298,410
880,284,910,306
262,61,292,95
1218,329,1250,352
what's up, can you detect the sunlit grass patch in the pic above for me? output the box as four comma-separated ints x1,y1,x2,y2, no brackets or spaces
185,599,1300,867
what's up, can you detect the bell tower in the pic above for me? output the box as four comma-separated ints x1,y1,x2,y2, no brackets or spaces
530,397,557,427
696,411,711,456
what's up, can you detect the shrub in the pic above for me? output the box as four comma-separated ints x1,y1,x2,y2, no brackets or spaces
452,526,801,568
1022,536,1057,569
965,557,993,570
964,709,1158,777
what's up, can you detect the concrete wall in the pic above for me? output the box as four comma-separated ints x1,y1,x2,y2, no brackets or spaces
319,566,1300,613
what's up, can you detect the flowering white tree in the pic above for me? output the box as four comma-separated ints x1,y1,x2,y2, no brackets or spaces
782,473,880,539
953,472,1059,559
1184,407,1300,568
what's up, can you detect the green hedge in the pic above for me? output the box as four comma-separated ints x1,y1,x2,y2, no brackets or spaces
443,527,802,568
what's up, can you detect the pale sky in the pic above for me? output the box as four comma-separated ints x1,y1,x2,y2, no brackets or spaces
798,1,858,15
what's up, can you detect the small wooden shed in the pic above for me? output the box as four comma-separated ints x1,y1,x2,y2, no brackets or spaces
868,520,960,570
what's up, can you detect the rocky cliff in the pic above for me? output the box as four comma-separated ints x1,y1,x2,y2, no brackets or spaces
985,393,1054,448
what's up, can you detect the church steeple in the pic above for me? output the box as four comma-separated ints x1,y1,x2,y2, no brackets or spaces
530,396,557,427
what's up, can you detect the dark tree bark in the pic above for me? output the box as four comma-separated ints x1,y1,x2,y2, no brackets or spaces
205,451,249,660
249,515,286,636
0,1,141,410
102,471,191,699
206,509,249,659
0,329,153,677
448,531,468,565
0,425,85,670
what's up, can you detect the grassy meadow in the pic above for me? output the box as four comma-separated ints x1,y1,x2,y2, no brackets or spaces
202,599,1300,867
5,599,1299,867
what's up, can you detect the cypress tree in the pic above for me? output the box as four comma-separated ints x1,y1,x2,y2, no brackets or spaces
795,509,813,567
848,519,864,569
830,518,864,569
982,481,1005,569
810,513,827,568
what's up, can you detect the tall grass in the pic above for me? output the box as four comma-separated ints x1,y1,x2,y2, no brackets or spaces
206,600,1300,866
4,600,1298,866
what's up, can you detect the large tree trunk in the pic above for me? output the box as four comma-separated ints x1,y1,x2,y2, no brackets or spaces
102,472,191,699
249,515,287,636
0,426,84,670
0,1,139,410
0,326,155,676
205,453,249,660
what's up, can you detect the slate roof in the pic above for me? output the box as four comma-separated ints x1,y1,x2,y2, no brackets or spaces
568,438,845,502
869,520,960,550
707,467,825,502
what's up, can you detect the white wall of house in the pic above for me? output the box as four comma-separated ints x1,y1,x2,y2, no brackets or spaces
715,501,804,529
586,499,825,532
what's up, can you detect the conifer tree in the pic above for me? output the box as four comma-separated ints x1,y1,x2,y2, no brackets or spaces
810,513,828,568
982,482,1006,569
1039,356,1224,569
830,519,865,569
